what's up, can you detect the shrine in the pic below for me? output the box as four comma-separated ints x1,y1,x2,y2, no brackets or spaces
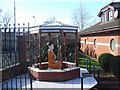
28,21,80,82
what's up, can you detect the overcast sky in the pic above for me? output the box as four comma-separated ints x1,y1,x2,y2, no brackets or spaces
0,0,120,27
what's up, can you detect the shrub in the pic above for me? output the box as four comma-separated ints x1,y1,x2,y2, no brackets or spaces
40,45,48,62
110,56,120,78
98,53,114,72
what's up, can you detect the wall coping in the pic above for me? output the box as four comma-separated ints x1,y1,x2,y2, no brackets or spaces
28,66,80,73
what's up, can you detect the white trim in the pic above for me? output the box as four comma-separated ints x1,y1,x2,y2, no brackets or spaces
41,30,60,33
1,63,20,71
30,30,39,34
87,42,94,44
115,44,120,48
81,41,120,48
40,26,78,30
81,41,84,43
97,43,110,46
28,66,80,72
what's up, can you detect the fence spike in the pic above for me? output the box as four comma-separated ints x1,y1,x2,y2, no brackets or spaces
13,23,16,26
18,23,20,26
9,24,11,27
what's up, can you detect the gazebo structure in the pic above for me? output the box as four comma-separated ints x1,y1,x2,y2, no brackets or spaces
28,21,80,82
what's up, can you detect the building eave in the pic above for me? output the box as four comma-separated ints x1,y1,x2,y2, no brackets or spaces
80,26,120,36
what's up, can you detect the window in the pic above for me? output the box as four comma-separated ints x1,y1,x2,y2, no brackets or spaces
101,13,105,22
85,39,87,45
110,39,116,52
101,9,113,22
104,13,107,22
109,9,113,21
94,39,97,48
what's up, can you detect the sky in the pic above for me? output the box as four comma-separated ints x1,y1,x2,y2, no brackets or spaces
0,0,120,27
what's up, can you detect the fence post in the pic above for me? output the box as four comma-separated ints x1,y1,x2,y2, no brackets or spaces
81,77,83,90
18,35,26,64
17,24,27,75
86,59,89,70
0,27,2,66
97,70,100,89
89,60,91,72
0,25,2,83
93,65,95,77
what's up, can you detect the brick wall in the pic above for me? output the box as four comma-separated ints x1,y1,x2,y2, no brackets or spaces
80,31,120,59
2,61,30,82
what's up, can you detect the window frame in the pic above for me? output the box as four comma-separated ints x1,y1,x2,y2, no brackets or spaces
94,39,97,48
108,9,113,21
85,39,87,45
101,13,105,22
110,39,116,52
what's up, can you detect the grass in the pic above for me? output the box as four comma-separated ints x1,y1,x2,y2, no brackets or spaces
78,52,102,71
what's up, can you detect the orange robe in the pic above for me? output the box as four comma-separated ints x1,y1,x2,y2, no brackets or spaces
48,51,61,69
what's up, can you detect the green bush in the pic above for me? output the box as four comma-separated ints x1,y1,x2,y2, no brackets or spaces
40,45,48,62
98,53,114,72
110,56,120,78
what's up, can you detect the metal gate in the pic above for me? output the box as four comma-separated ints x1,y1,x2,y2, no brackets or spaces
0,23,33,90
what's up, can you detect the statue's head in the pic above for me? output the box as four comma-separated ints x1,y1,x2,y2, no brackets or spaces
47,42,49,46
51,44,54,50
48,44,54,51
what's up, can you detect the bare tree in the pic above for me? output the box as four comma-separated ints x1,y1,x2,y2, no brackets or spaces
2,11,12,28
0,9,2,24
73,3,92,31
0,9,12,28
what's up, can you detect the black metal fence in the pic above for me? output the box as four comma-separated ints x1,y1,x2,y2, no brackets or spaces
0,23,33,90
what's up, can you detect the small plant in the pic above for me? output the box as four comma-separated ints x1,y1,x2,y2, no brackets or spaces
40,45,48,62
98,53,114,72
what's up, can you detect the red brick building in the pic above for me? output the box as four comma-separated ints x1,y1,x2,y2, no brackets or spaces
79,2,120,59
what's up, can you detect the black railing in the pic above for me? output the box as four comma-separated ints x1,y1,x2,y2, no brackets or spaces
1,23,33,90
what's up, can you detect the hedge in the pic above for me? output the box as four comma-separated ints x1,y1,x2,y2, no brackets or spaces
98,53,114,72
110,56,120,78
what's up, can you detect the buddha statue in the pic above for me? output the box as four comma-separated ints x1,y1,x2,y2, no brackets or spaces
48,44,61,69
